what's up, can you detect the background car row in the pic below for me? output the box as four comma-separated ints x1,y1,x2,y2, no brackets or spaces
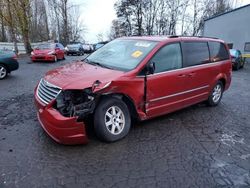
0,42,247,80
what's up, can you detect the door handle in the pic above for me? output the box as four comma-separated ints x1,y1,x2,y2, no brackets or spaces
187,72,196,77
178,74,186,78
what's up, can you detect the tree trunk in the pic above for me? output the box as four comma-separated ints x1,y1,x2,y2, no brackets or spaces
6,0,19,54
0,16,7,42
23,33,32,53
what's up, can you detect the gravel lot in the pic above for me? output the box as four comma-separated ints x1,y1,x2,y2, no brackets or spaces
0,56,250,187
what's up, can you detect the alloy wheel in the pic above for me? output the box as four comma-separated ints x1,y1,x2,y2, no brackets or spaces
212,84,222,103
0,65,7,79
105,106,125,135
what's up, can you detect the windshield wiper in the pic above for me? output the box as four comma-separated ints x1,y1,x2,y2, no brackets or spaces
84,58,114,70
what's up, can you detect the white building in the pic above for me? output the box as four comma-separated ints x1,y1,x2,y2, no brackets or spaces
203,4,250,52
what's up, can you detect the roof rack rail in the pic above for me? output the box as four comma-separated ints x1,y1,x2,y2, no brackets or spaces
168,35,179,38
197,36,219,39
168,35,219,39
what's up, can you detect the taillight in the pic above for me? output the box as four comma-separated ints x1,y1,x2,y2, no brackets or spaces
13,54,17,60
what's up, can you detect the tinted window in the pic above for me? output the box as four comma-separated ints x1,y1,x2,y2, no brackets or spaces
37,43,55,50
244,42,250,52
57,43,64,49
182,42,209,67
150,43,182,73
209,42,229,62
227,43,233,49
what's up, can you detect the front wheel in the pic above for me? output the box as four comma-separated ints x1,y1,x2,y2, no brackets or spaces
0,64,7,79
207,81,224,106
94,97,131,142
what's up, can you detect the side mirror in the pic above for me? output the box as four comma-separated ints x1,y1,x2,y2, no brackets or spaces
146,62,155,75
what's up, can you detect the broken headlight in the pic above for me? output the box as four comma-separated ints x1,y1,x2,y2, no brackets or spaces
55,88,95,119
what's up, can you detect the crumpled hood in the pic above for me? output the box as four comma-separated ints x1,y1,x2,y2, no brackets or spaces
44,61,125,90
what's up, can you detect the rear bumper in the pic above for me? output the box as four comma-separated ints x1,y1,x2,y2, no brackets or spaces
8,60,19,72
66,50,81,54
31,55,55,61
34,93,88,145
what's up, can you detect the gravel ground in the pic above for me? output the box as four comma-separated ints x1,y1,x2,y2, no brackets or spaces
0,56,250,188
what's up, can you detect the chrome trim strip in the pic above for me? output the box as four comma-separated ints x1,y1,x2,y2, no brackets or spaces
39,85,56,98
42,79,62,89
36,79,62,105
40,79,61,93
136,60,227,77
150,85,209,102
38,87,52,101
147,92,209,113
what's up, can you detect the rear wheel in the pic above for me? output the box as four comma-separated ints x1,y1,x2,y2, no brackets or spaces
235,59,240,70
207,81,224,106
94,97,131,142
240,59,245,68
0,64,7,79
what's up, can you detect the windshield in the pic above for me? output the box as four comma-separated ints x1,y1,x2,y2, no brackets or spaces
67,44,80,48
95,43,105,49
86,39,158,71
36,43,55,50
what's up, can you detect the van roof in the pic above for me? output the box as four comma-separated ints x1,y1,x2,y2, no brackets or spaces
121,36,224,43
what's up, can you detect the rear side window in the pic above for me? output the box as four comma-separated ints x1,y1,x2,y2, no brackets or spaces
227,43,233,49
182,42,210,67
151,43,182,73
209,42,229,62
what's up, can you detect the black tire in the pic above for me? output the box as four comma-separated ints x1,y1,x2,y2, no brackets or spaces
235,60,240,70
62,55,65,60
240,59,245,68
94,97,131,142
0,64,8,80
207,81,224,106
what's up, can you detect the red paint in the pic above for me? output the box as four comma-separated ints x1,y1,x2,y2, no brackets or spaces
31,45,65,62
34,36,232,144
34,93,88,145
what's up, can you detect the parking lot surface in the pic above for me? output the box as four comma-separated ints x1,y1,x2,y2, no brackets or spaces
0,56,250,187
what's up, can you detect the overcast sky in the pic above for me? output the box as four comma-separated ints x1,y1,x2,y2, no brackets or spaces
75,0,250,44
76,0,117,43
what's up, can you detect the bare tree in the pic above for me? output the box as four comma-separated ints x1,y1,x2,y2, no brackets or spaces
112,0,236,38
0,0,19,53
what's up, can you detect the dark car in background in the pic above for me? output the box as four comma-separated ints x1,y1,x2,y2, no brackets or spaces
31,42,65,62
65,43,84,56
93,41,109,51
82,44,93,53
229,49,245,70
0,50,19,79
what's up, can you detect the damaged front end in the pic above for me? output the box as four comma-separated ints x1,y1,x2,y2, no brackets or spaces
54,88,97,121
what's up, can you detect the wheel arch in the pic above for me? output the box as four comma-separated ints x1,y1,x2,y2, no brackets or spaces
218,77,226,89
0,63,9,73
98,93,139,120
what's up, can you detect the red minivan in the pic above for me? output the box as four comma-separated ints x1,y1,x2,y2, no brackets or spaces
34,36,232,144
31,42,65,62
